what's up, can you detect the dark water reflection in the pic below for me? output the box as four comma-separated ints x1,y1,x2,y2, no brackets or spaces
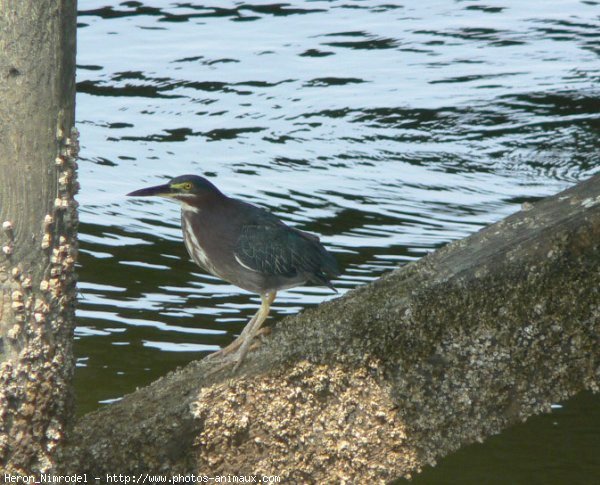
75,0,599,481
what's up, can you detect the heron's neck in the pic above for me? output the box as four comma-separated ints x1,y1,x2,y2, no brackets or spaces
180,191,227,213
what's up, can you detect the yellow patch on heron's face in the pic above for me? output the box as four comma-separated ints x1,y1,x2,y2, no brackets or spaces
171,182,194,192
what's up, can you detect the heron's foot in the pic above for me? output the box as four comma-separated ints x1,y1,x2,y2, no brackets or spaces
256,326,272,340
204,326,271,374
230,327,270,369
203,358,235,378
205,338,242,361
247,325,270,344
206,327,270,361
203,345,255,377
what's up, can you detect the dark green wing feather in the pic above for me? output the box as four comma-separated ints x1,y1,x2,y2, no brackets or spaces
234,223,338,286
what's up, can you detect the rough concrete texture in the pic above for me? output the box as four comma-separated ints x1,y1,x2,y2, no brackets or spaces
60,173,600,481
0,1,78,473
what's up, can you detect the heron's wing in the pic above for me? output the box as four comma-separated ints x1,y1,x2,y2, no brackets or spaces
233,224,324,278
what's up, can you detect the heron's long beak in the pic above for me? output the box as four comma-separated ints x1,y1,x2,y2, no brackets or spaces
127,183,172,197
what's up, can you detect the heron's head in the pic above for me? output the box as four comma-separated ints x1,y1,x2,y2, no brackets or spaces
127,174,223,204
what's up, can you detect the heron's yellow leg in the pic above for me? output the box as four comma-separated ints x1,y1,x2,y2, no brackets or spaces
206,291,276,361
206,310,260,360
233,291,276,371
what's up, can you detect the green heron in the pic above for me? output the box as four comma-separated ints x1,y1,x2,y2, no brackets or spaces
127,174,339,370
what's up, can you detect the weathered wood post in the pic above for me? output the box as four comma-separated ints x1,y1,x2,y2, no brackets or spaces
0,0,78,473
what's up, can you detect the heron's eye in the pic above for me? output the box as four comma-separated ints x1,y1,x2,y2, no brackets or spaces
182,182,193,191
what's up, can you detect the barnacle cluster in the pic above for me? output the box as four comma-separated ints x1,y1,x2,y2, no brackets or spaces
0,125,80,470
